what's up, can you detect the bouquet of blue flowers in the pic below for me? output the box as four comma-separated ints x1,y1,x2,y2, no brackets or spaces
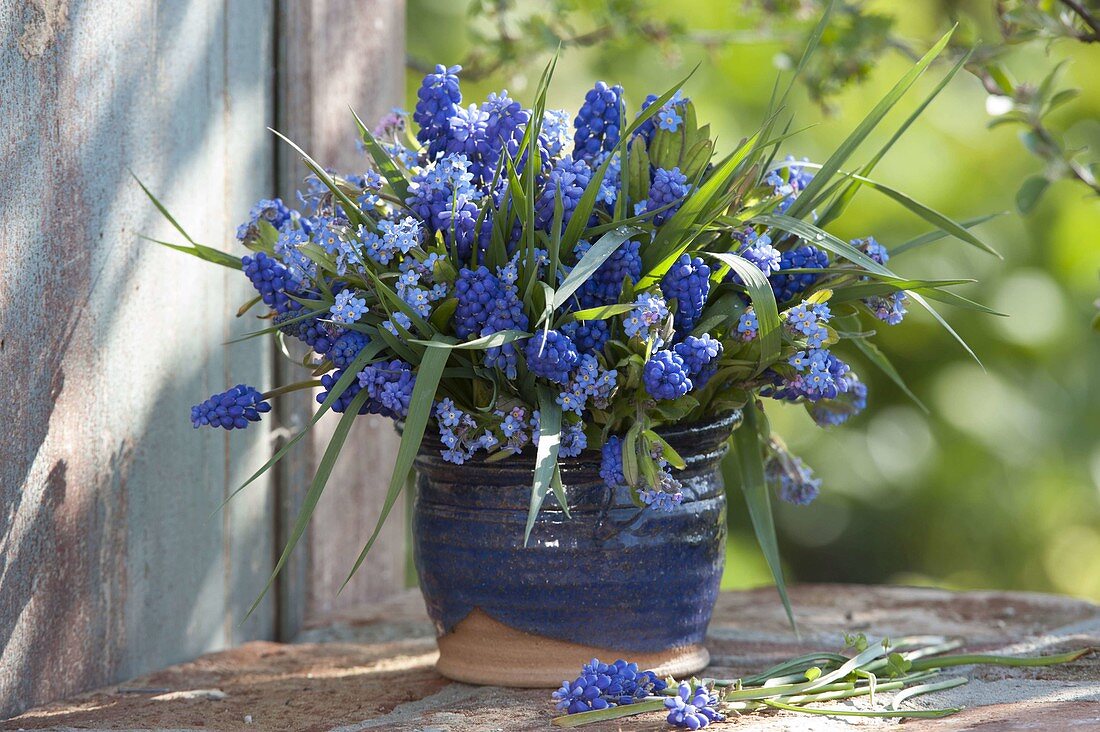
143,24,997,618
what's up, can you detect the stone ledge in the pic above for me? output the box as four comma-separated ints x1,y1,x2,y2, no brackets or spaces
4,585,1098,731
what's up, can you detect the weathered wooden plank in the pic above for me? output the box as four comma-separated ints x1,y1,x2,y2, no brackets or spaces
0,0,276,718
274,0,408,639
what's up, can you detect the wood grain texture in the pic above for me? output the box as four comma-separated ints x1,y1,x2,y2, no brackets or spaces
273,0,408,639
0,0,277,719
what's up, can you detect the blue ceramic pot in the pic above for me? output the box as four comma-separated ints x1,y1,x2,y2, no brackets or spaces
413,412,740,686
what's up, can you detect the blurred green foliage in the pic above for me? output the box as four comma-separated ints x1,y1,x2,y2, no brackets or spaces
405,0,1100,600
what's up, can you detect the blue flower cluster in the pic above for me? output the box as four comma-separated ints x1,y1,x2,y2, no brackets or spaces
599,436,626,489
413,64,462,157
634,90,689,143
809,373,868,427
575,239,642,308
665,682,725,729
557,353,618,415
453,264,530,378
358,360,416,419
853,236,908,324
784,301,831,349
643,349,692,401
573,82,624,160
640,167,691,225
661,254,711,336
769,244,829,303
191,385,270,431
553,658,666,714
623,292,670,346
674,334,722,389
236,198,291,242
242,252,300,313
534,156,593,230
767,448,823,505
766,155,814,213
524,329,580,384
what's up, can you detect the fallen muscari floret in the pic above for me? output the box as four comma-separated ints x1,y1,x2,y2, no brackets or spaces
552,658,667,714
665,682,725,729
191,385,270,431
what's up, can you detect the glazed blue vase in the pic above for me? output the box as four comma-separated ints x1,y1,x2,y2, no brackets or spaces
413,412,740,686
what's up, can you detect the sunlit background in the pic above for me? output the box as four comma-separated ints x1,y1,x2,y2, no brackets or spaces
405,0,1100,601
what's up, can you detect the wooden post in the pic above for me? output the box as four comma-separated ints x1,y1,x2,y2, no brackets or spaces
274,0,408,640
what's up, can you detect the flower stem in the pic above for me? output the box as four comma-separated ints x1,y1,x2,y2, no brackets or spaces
262,380,323,400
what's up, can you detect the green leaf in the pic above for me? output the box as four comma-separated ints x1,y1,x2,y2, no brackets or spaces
213,343,382,518
132,172,200,246
704,253,781,370
1016,176,1050,214
138,234,243,270
551,699,665,727
831,171,1000,258
891,213,1004,257
733,401,797,634
784,27,955,220
350,107,411,200
269,127,364,227
567,303,636,321
412,329,530,350
549,226,641,314
816,49,971,228
525,385,562,546
245,386,372,619
340,339,452,588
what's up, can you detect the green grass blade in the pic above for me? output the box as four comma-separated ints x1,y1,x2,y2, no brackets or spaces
525,385,562,546
340,340,452,589
551,699,665,727
412,329,530,350
551,226,641,313
890,676,969,711
908,291,982,367
132,172,200,246
816,50,971,228
849,337,928,413
705,253,781,370
908,647,1095,672
245,386,372,620
841,173,1000,258
350,106,411,200
784,27,955,220
138,234,242,270
269,127,364,227
892,213,1004,257
212,343,383,518
762,699,959,719
733,401,797,634
753,213,891,277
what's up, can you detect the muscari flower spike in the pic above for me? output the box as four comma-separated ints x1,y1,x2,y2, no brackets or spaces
191,385,271,431
665,682,725,729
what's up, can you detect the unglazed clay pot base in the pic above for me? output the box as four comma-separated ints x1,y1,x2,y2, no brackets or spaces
434,609,710,687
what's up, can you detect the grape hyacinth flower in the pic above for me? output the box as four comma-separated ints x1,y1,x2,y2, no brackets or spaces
643,167,691,226
562,319,610,355
241,252,300,313
665,682,725,729
524,329,580,385
552,658,666,714
600,436,627,489
541,108,572,158
661,254,711,336
674,334,722,388
413,64,462,157
574,239,642,308
643,350,693,401
769,244,828,303
329,330,370,370
534,156,593,230
573,81,623,160
191,385,270,431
